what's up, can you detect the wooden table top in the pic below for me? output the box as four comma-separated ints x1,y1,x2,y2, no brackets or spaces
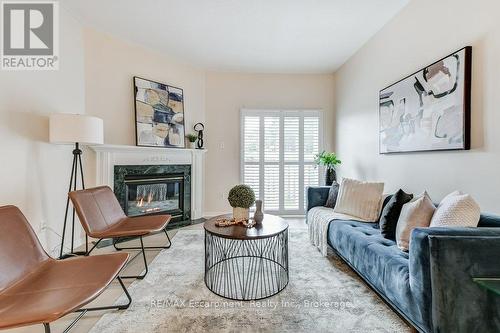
204,214,288,240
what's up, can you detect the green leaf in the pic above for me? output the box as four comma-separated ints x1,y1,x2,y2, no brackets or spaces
314,151,341,169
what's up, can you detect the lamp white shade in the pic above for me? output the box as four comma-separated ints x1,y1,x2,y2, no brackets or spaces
49,113,104,145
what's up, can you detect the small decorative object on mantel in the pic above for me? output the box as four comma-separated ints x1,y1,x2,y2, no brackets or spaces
186,133,197,149
228,184,255,221
315,151,342,186
194,122,204,149
253,200,264,224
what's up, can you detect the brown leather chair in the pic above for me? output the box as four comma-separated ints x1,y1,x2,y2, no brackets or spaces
69,186,172,279
0,205,131,333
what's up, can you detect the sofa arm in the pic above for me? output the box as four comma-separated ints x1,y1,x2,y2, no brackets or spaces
306,186,330,212
410,227,500,333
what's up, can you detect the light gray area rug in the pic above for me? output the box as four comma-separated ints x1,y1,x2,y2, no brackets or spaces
90,228,411,333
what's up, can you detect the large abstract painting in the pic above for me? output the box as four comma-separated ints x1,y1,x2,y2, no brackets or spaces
134,76,185,148
379,47,471,153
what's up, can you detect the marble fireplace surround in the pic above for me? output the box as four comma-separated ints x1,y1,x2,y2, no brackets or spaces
90,145,206,219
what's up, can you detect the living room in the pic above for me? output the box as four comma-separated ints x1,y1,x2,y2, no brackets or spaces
1,0,499,332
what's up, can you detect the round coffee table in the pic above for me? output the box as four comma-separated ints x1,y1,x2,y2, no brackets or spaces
204,214,289,300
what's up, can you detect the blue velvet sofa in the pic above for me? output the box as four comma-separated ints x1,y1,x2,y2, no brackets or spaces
307,186,500,333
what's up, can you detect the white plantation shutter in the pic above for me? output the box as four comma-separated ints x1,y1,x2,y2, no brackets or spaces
241,110,322,214
264,165,279,210
303,115,320,207
264,117,279,162
243,164,260,200
284,117,299,162
263,116,280,210
242,116,260,199
244,116,260,162
284,165,299,209
304,117,320,162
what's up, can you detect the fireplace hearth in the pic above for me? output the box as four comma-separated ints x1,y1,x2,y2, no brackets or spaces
114,165,191,226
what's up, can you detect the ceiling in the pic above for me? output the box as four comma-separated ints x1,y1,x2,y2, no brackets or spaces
63,0,409,73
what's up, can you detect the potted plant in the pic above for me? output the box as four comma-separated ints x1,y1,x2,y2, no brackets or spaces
315,151,341,186
186,133,197,149
228,184,255,221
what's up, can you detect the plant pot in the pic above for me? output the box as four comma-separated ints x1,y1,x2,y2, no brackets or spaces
325,168,337,186
188,141,196,149
253,200,264,224
233,207,249,221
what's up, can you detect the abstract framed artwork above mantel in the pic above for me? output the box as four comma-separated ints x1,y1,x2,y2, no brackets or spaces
134,76,186,148
379,46,472,154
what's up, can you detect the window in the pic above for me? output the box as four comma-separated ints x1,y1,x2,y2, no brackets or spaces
241,110,323,214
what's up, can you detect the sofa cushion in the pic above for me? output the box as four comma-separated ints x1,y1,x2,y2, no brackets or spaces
324,181,340,208
327,220,428,331
379,189,413,240
430,191,480,228
396,192,435,251
333,178,384,222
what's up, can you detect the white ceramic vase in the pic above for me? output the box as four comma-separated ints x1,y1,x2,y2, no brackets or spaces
233,207,249,221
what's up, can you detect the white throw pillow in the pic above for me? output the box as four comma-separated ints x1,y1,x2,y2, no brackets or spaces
396,192,436,251
430,191,480,228
333,178,384,222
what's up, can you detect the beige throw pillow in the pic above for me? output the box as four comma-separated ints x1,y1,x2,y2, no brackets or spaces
333,178,384,222
430,191,480,228
396,192,435,251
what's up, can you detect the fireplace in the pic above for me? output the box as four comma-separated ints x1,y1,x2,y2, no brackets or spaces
114,165,191,225
125,174,184,217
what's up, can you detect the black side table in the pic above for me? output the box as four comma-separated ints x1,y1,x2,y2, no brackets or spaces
204,214,289,300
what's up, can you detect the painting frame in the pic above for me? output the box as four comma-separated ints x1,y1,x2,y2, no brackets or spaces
379,46,472,154
133,76,186,149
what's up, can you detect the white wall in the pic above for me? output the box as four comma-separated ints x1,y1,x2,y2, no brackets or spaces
0,8,85,254
83,28,206,147
334,0,500,212
205,72,335,215
82,29,207,203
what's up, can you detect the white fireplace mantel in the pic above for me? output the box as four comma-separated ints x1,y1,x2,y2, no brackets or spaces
90,144,206,219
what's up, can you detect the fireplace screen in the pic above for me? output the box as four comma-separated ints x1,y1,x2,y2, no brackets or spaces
125,176,183,217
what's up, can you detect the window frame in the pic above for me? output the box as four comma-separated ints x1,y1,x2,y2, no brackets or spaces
240,109,324,215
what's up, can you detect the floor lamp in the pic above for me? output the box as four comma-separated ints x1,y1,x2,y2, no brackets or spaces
49,113,104,259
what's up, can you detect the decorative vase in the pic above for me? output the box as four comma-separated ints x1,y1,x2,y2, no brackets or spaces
253,200,264,224
233,207,249,221
325,168,337,186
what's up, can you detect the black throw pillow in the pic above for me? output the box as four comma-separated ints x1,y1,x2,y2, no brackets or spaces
379,189,413,240
378,194,394,223
324,181,340,208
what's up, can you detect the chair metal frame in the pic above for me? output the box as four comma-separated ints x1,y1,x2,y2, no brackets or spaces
85,229,171,280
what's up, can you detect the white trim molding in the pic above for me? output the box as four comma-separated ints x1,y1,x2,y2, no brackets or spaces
90,144,207,219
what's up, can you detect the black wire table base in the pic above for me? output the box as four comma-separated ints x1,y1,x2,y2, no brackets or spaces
204,229,289,301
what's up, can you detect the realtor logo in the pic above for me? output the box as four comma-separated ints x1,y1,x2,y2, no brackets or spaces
1,1,59,70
